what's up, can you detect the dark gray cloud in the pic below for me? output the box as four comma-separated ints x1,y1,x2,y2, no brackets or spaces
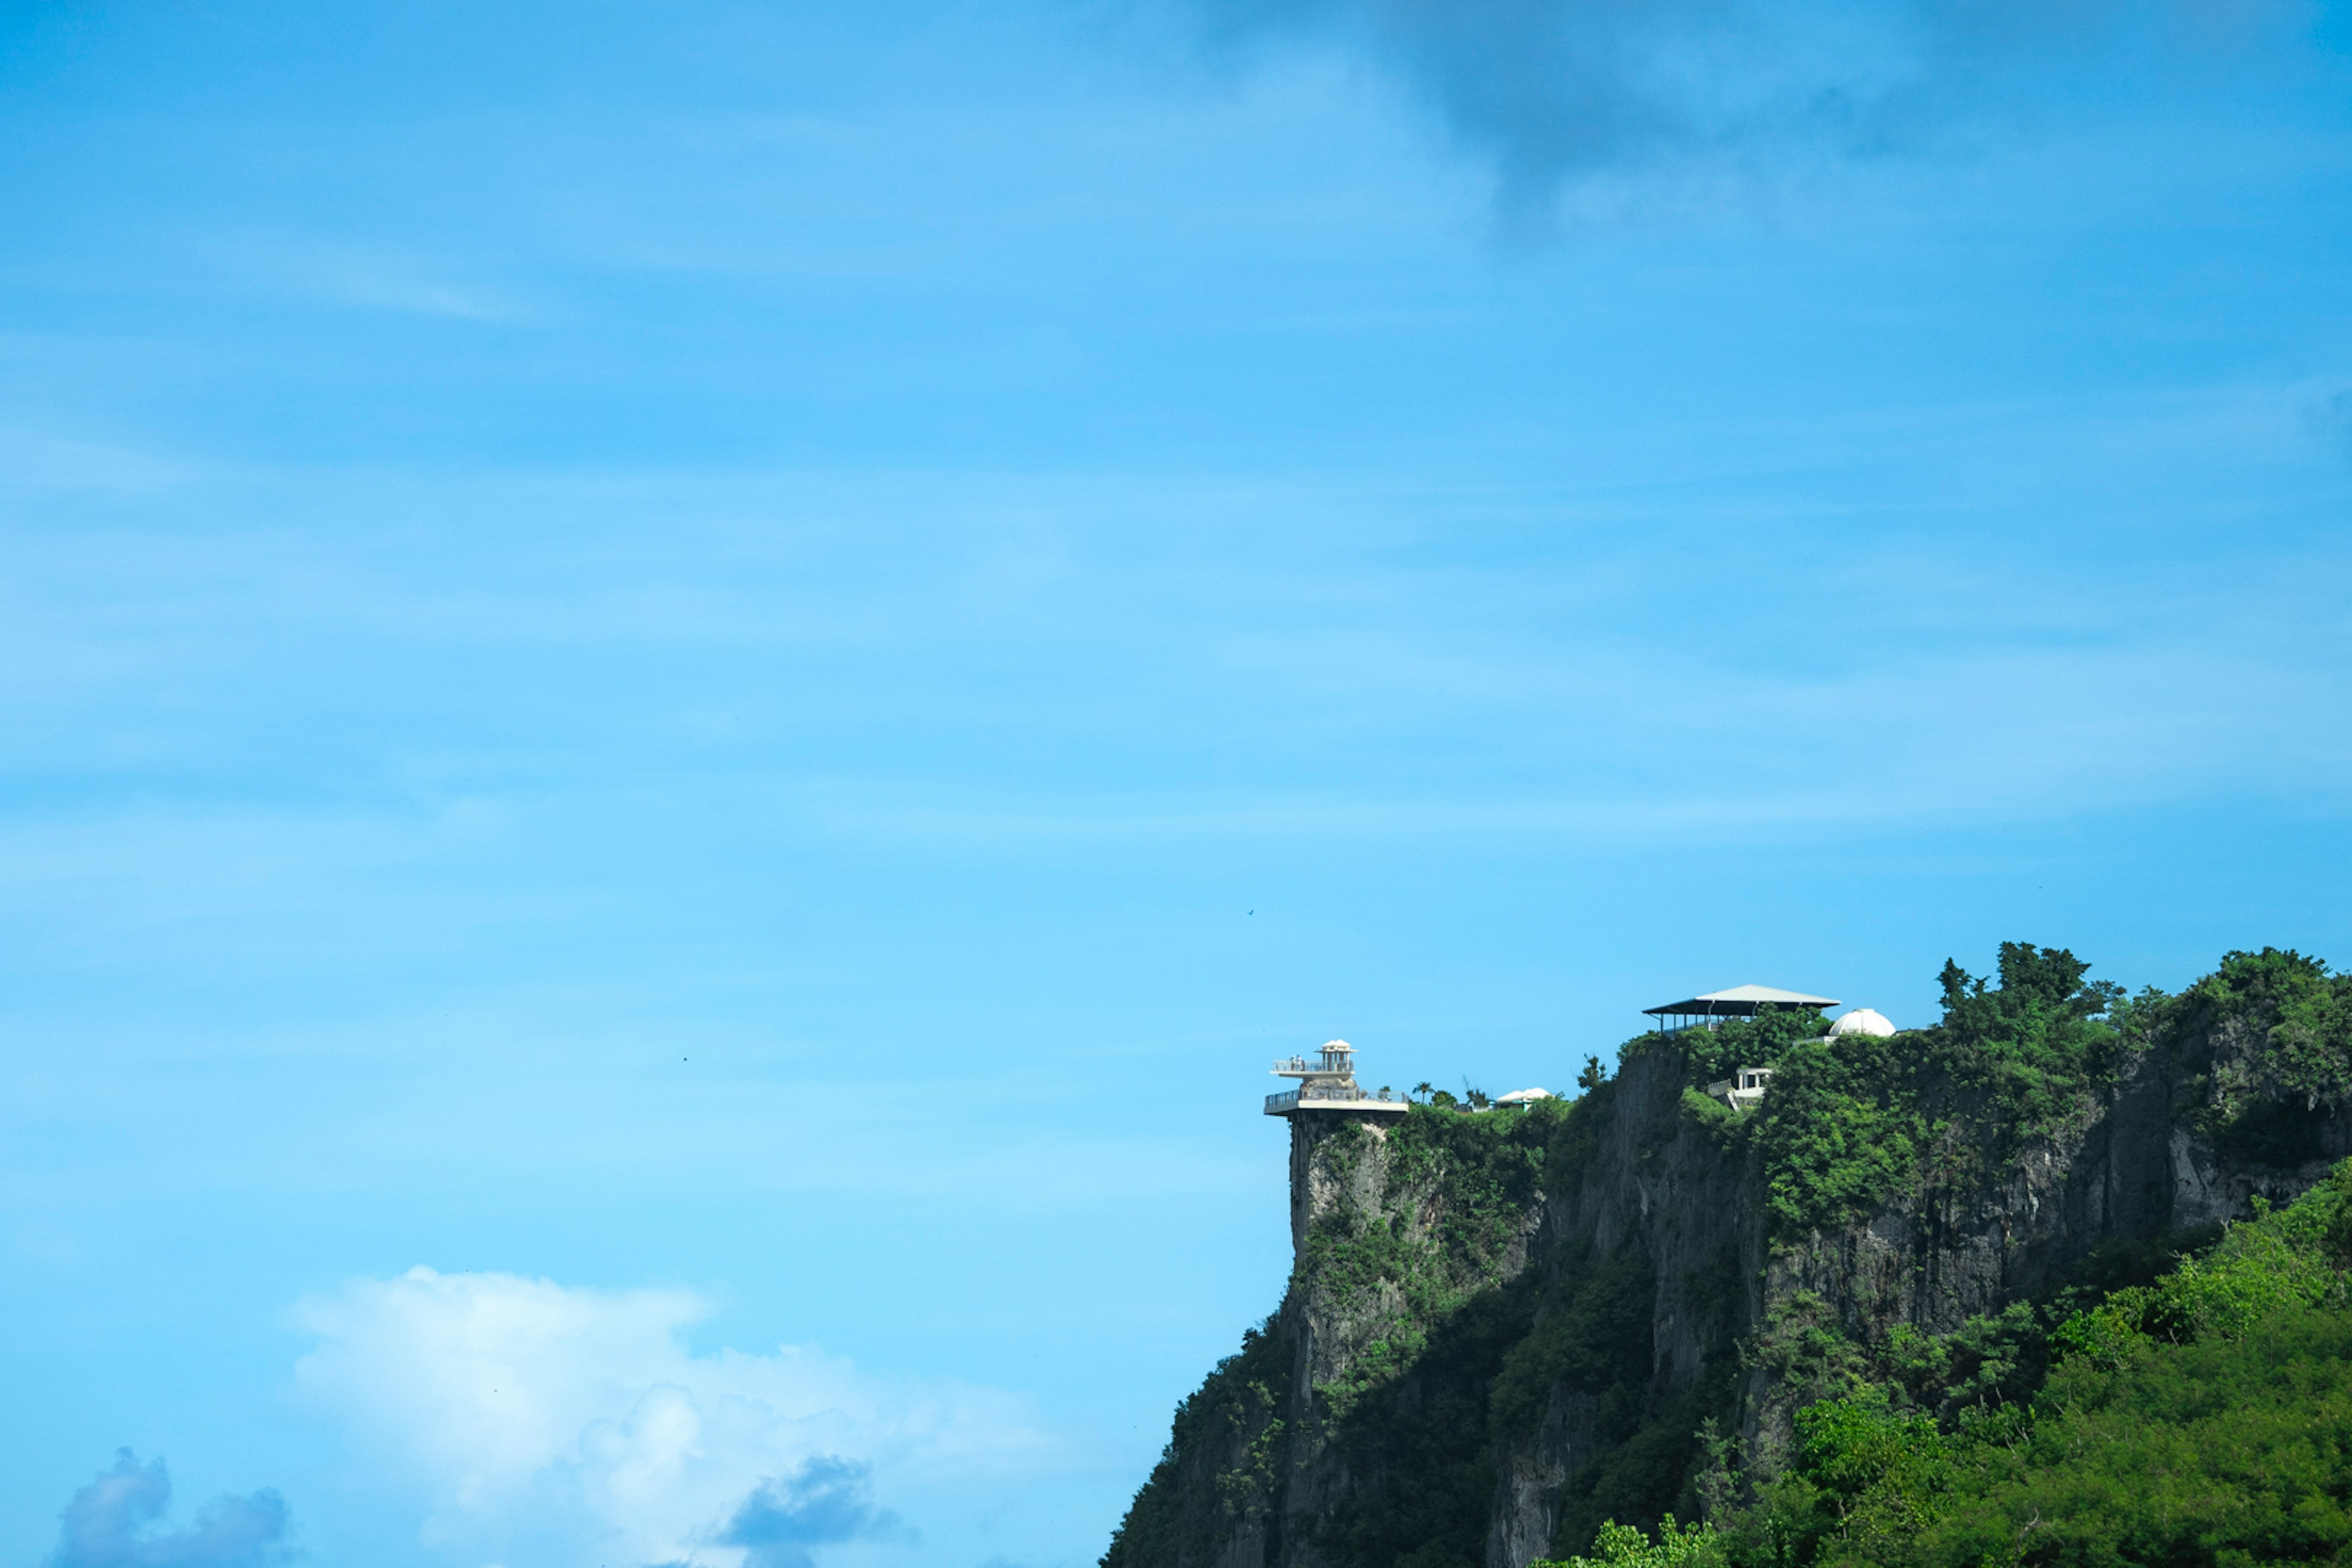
1182,0,2305,221
45,1452,290,1568
712,1457,899,1568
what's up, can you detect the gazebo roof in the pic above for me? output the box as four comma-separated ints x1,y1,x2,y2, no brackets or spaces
1643,984,1841,1019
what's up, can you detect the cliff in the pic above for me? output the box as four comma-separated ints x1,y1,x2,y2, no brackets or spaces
1100,945,2352,1568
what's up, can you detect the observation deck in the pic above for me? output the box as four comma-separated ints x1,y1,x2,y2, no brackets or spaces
1264,1039,1409,1117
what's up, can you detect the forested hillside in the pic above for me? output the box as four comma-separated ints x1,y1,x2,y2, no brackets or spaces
1103,946,2352,1568
1556,1159,2352,1568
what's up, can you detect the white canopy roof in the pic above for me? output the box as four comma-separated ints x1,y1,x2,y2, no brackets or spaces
1644,984,1841,1018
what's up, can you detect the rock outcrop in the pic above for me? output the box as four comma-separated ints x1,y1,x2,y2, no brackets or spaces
1101,949,2352,1568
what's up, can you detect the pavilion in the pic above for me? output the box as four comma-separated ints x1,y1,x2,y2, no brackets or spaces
1643,984,1840,1032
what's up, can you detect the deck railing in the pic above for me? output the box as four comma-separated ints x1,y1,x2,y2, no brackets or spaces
1270,1053,1364,1081
1271,1052,1354,1074
1264,1084,1406,1114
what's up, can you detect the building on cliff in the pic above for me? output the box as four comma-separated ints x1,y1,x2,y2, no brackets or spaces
1640,982,1840,1031
1109,950,2346,1568
1702,1006,1899,1108
1702,1065,1776,1108
1264,1039,1408,1117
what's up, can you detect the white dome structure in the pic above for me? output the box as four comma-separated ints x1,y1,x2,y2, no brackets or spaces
1828,1008,1896,1038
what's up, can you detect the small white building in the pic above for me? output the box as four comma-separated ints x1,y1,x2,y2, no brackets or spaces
1264,1040,1410,1118
1702,1008,1898,1109
1703,1066,1776,1108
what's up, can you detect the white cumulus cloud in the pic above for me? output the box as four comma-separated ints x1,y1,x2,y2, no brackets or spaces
293,1267,1056,1567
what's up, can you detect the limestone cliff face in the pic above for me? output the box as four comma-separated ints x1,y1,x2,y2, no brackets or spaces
1101,960,2351,1568
1482,1049,1750,1567
1284,1114,1545,1561
1102,1110,1539,1568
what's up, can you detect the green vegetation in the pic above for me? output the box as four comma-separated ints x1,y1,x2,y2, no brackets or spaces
1642,943,2138,1243
1488,1246,1719,1558
1314,1280,1545,1568
1536,1161,2352,1568
1302,1101,1569,1567
1105,943,2352,1568
2130,948,2352,1167
1300,1102,1557,1420
1099,1317,1292,1568
1672,1009,1845,1093
1306,1092,1743,1568
1547,1516,1725,1568
1749,1030,1923,1241
1747,943,2128,1240
1378,1102,1558,1291
1490,1248,1653,1438
1310,1237,1719,1568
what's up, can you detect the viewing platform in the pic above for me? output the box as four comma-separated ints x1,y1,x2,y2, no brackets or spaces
1643,983,1839,1033
1265,1083,1410,1115
1264,1039,1410,1117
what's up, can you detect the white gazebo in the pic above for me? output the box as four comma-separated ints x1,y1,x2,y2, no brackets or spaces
1264,1040,1410,1118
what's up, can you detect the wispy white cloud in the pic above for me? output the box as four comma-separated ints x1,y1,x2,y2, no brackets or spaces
292,1268,1057,1567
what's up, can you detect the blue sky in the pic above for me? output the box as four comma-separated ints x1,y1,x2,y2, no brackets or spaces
3,1,2351,1565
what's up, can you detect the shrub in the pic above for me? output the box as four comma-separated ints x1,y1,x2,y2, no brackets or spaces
1536,1515,1724,1568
